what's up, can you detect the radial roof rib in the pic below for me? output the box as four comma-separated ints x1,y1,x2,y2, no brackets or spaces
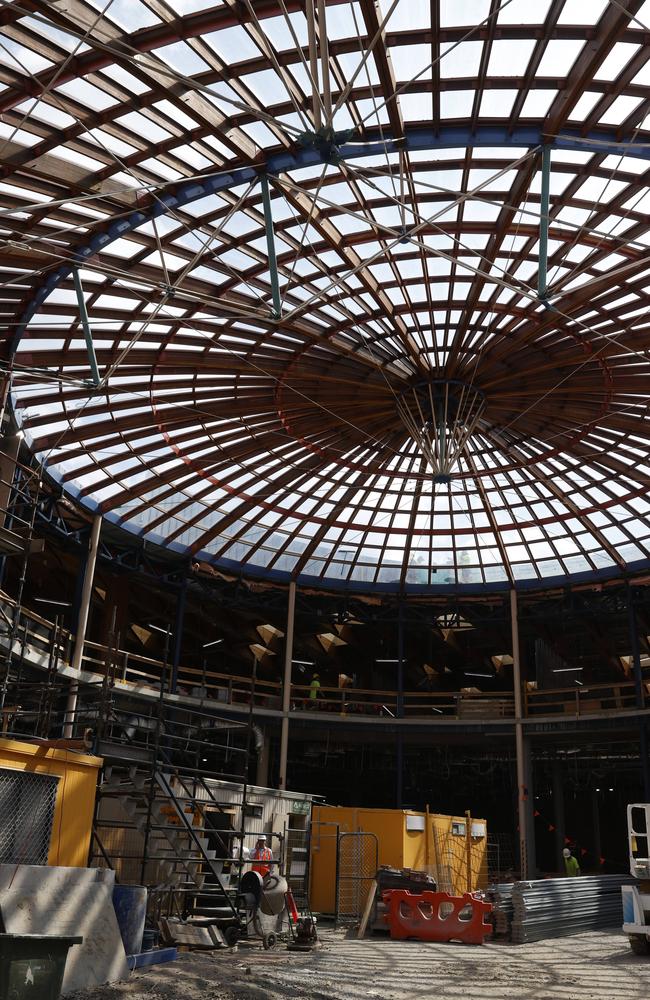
445,156,539,379
463,453,514,586
275,176,425,376
398,454,427,588
544,0,646,139
358,0,403,140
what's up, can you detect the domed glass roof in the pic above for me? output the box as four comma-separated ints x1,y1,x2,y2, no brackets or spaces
4,0,650,590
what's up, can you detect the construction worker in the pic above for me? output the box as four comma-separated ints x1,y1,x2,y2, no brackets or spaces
309,672,321,707
563,847,581,877
250,834,273,877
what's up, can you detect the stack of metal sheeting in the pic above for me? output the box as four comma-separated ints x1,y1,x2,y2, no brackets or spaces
511,875,636,944
486,883,514,937
486,884,513,937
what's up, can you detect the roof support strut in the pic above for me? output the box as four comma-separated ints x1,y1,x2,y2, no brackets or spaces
305,0,322,130
259,173,282,319
537,145,551,302
72,267,101,386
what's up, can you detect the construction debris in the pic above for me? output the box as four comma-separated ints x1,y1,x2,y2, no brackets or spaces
160,917,226,950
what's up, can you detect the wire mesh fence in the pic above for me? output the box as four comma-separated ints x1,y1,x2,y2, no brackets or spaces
486,832,516,883
335,831,378,924
0,766,59,865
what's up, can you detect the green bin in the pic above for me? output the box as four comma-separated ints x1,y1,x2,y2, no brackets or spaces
0,934,82,1000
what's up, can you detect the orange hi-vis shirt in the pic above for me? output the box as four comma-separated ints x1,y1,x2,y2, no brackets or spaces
251,846,273,876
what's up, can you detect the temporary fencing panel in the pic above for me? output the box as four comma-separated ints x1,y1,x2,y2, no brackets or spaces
335,831,378,924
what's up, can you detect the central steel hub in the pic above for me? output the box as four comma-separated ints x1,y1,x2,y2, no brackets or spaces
396,379,486,482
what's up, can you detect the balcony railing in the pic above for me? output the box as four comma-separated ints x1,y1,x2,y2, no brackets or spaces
0,590,644,724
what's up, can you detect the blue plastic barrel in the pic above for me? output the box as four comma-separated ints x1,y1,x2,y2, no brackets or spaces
112,886,147,957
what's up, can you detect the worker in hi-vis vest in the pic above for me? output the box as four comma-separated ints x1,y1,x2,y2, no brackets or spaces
563,847,581,876
250,834,273,877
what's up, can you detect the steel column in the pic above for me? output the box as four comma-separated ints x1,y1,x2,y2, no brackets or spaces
0,433,20,588
510,588,530,878
396,600,404,807
537,145,551,301
171,576,187,694
592,788,602,863
523,736,536,877
63,513,101,737
72,267,101,386
627,585,650,799
278,580,296,790
552,760,566,874
259,173,282,319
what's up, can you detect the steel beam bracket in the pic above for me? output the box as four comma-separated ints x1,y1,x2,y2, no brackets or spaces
297,126,356,165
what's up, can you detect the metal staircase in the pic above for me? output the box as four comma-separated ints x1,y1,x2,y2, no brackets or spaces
96,763,242,921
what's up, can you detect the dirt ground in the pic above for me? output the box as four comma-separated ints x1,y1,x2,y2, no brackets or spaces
68,927,650,1000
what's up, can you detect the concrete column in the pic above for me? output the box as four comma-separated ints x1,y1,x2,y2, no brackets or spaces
511,588,531,877
552,760,566,874
278,580,296,790
63,514,101,737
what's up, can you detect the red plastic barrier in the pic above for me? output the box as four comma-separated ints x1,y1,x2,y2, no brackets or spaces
383,889,493,945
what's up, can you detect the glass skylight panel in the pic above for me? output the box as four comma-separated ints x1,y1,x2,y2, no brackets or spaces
558,0,608,24
439,41,483,79
440,0,490,27
631,60,650,87
390,44,431,82
519,89,557,117
325,3,364,40
440,90,475,118
594,42,640,81
115,111,172,142
487,40,535,77
204,26,261,62
56,78,116,111
0,39,52,74
599,94,645,126
498,0,552,22
536,39,583,77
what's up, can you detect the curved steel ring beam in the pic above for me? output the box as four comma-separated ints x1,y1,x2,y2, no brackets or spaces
12,123,650,350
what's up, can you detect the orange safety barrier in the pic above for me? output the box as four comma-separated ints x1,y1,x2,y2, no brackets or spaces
383,889,493,945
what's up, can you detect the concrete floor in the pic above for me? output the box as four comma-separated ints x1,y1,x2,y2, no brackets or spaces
69,928,650,1000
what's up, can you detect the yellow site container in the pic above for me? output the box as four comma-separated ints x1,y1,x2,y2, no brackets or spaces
310,804,488,914
0,737,102,868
